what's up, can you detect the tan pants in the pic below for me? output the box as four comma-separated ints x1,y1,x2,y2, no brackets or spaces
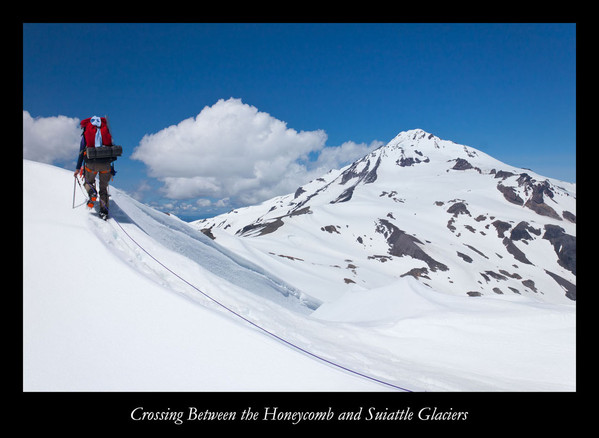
84,161,111,209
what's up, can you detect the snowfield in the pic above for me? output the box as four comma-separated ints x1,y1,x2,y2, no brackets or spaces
23,159,575,391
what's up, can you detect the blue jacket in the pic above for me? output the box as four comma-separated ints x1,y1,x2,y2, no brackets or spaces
75,135,86,170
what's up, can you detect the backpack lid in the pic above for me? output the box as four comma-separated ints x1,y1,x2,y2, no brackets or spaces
80,116,113,147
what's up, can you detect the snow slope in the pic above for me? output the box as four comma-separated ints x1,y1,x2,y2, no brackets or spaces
23,160,383,391
23,159,575,391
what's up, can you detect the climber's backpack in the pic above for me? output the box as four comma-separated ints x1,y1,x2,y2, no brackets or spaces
80,116,122,160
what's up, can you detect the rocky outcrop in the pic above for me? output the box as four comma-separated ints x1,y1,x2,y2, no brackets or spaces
524,180,562,220
237,218,285,236
491,220,512,238
545,270,576,300
331,185,355,203
502,237,533,265
543,225,576,275
496,183,524,205
447,201,471,217
452,158,473,170
510,221,541,242
376,219,448,272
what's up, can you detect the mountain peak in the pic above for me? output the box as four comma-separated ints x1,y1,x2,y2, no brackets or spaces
384,129,464,155
393,128,438,141
377,129,511,176
196,129,576,304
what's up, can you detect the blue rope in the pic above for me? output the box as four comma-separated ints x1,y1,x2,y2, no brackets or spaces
81,176,414,392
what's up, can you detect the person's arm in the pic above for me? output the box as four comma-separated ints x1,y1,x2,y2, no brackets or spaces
74,135,86,176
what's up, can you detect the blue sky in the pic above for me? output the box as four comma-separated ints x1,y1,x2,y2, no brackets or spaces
23,23,576,221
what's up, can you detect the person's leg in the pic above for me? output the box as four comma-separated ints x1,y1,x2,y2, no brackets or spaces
98,170,111,210
83,166,98,206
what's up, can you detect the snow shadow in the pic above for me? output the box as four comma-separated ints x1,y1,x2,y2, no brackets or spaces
109,191,321,314
105,199,135,225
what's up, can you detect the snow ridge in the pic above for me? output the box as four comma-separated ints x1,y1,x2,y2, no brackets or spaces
24,149,575,391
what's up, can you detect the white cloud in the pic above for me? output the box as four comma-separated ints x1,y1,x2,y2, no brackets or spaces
195,198,213,208
23,111,81,165
130,180,152,202
132,98,328,204
309,140,384,174
132,98,384,210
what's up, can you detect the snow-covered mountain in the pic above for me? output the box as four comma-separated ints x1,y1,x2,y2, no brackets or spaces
194,129,576,305
23,135,576,391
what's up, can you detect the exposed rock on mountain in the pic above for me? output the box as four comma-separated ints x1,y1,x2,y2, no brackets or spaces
194,129,576,304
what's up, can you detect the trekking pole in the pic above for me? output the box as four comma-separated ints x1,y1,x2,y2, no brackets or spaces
72,174,88,209
72,175,77,208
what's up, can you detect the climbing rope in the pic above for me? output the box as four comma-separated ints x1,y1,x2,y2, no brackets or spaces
77,175,414,392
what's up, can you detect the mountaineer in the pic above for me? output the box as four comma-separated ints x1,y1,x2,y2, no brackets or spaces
74,115,122,220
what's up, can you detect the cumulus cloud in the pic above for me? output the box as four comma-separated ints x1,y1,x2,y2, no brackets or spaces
23,111,81,165
132,98,328,204
132,98,383,210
